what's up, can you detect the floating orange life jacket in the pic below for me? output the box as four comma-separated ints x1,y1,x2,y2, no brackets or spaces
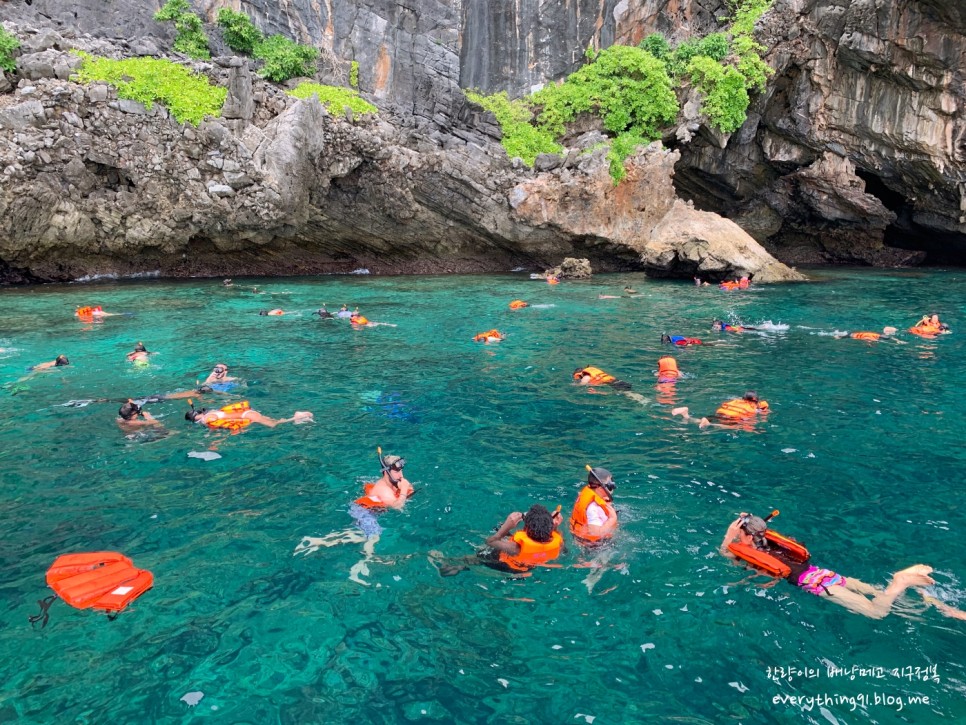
76,306,94,318
351,315,369,325
499,530,563,571
574,366,616,385
46,552,153,613
728,530,810,578
909,325,940,336
473,329,503,342
570,486,618,543
719,281,740,291
547,277,560,285
716,398,768,419
206,401,252,430
354,482,413,509
509,300,528,309
657,356,680,381
851,332,880,341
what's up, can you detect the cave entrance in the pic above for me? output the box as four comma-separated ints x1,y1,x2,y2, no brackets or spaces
853,168,966,263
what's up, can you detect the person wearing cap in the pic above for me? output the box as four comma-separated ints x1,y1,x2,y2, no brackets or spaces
673,391,768,429
720,512,952,620
570,467,618,545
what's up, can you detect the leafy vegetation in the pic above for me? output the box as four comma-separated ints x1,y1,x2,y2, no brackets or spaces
253,34,319,82
73,53,227,125
287,82,377,116
463,91,561,165
465,0,774,180
0,27,19,73
216,8,263,55
349,60,360,89
154,0,210,60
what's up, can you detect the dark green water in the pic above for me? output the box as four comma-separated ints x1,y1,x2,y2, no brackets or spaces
1,269,964,724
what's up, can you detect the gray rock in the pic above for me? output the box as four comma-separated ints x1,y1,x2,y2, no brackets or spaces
88,84,109,103
0,100,46,131
207,183,235,197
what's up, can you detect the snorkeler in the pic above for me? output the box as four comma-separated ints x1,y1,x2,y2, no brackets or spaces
336,305,353,319
509,300,529,310
661,333,705,346
672,391,768,429
473,329,505,343
570,467,618,545
430,504,564,576
721,512,966,621
185,401,313,430
294,450,412,586
126,342,150,364
573,366,649,406
29,355,70,372
202,363,238,390
832,326,905,343
116,400,160,431
259,309,285,316
315,305,335,319
656,356,680,383
711,319,760,333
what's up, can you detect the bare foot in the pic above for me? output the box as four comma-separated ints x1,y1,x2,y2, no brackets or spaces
698,417,711,429
893,565,935,588
671,407,689,417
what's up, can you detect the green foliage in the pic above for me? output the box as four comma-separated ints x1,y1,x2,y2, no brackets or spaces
730,0,773,36
349,60,359,89
732,34,770,91
464,90,561,165
532,45,678,141
638,33,670,61
686,56,748,132
287,82,377,116
217,8,263,55
607,132,650,182
73,53,227,125
696,32,730,61
253,34,319,82
154,0,210,59
0,27,19,73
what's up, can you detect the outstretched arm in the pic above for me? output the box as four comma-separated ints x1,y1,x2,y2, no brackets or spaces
486,512,523,554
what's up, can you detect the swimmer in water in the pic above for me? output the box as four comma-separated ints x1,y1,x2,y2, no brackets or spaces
29,355,70,372
573,366,649,406
259,309,284,316
294,451,413,586
116,400,160,432
430,504,564,576
722,512,966,621
202,363,238,387
473,329,505,343
223,279,233,286
185,403,313,429
832,326,905,343
673,391,768,429
315,305,335,319
661,333,711,346
126,342,151,364
336,305,353,319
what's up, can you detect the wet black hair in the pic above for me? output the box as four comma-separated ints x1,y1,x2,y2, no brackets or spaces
118,401,142,420
54,355,70,366
133,342,147,352
258,311,269,316
523,504,555,543
661,333,671,344
743,391,759,402
197,385,213,394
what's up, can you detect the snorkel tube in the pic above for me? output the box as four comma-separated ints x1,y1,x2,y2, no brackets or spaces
377,445,399,488
585,464,616,493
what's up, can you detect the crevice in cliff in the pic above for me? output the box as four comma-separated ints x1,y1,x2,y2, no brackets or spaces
84,160,136,193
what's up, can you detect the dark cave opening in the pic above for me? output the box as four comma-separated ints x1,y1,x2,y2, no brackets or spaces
855,169,966,264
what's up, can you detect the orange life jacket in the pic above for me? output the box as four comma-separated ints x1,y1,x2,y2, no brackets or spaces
352,315,369,325
205,401,252,430
76,306,94,319
574,366,616,385
499,530,563,571
547,277,559,285
716,398,767,419
473,329,503,342
45,551,153,613
909,325,940,336
728,530,810,578
657,357,679,381
354,482,413,509
851,332,880,341
719,281,739,291
509,300,528,309
570,486,618,543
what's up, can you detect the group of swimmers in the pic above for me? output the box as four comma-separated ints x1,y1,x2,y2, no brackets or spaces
18,288,963,622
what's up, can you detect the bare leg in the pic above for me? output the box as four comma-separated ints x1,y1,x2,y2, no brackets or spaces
842,578,880,596
582,547,617,594
620,391,649,406
293,529,368,556
671,406,690,419
428,549,476,577
348,535,380,586
826,565,935,619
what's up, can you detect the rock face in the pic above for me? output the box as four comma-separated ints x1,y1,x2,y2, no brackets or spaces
0,25,796,283
5,0,964,276
545,258,593,280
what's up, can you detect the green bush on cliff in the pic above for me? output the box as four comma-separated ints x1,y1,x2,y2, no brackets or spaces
73,53,227,125
686,55,749,133
464,90,561,165
154,0,211,60
288,82,377,116
253,34,319,82
349,60,360,89
0,27,20,73
217,8,264,55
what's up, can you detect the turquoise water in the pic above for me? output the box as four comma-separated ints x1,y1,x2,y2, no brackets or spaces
2,269,965,724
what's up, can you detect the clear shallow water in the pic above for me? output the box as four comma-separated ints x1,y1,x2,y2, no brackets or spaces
1,269,965,724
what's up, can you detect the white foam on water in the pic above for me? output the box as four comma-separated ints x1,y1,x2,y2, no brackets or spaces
180,691,204,707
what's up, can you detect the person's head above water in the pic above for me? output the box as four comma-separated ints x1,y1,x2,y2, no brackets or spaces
382,454,406,472
211,363,228,378
522,504,556,543
132,342,147,353
743,391,759,403
185,407,209,423
588,467,615,493
54,355,70,366
738,513,769,549
118,400,143,421
712,320,725,330
661,333,671,344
